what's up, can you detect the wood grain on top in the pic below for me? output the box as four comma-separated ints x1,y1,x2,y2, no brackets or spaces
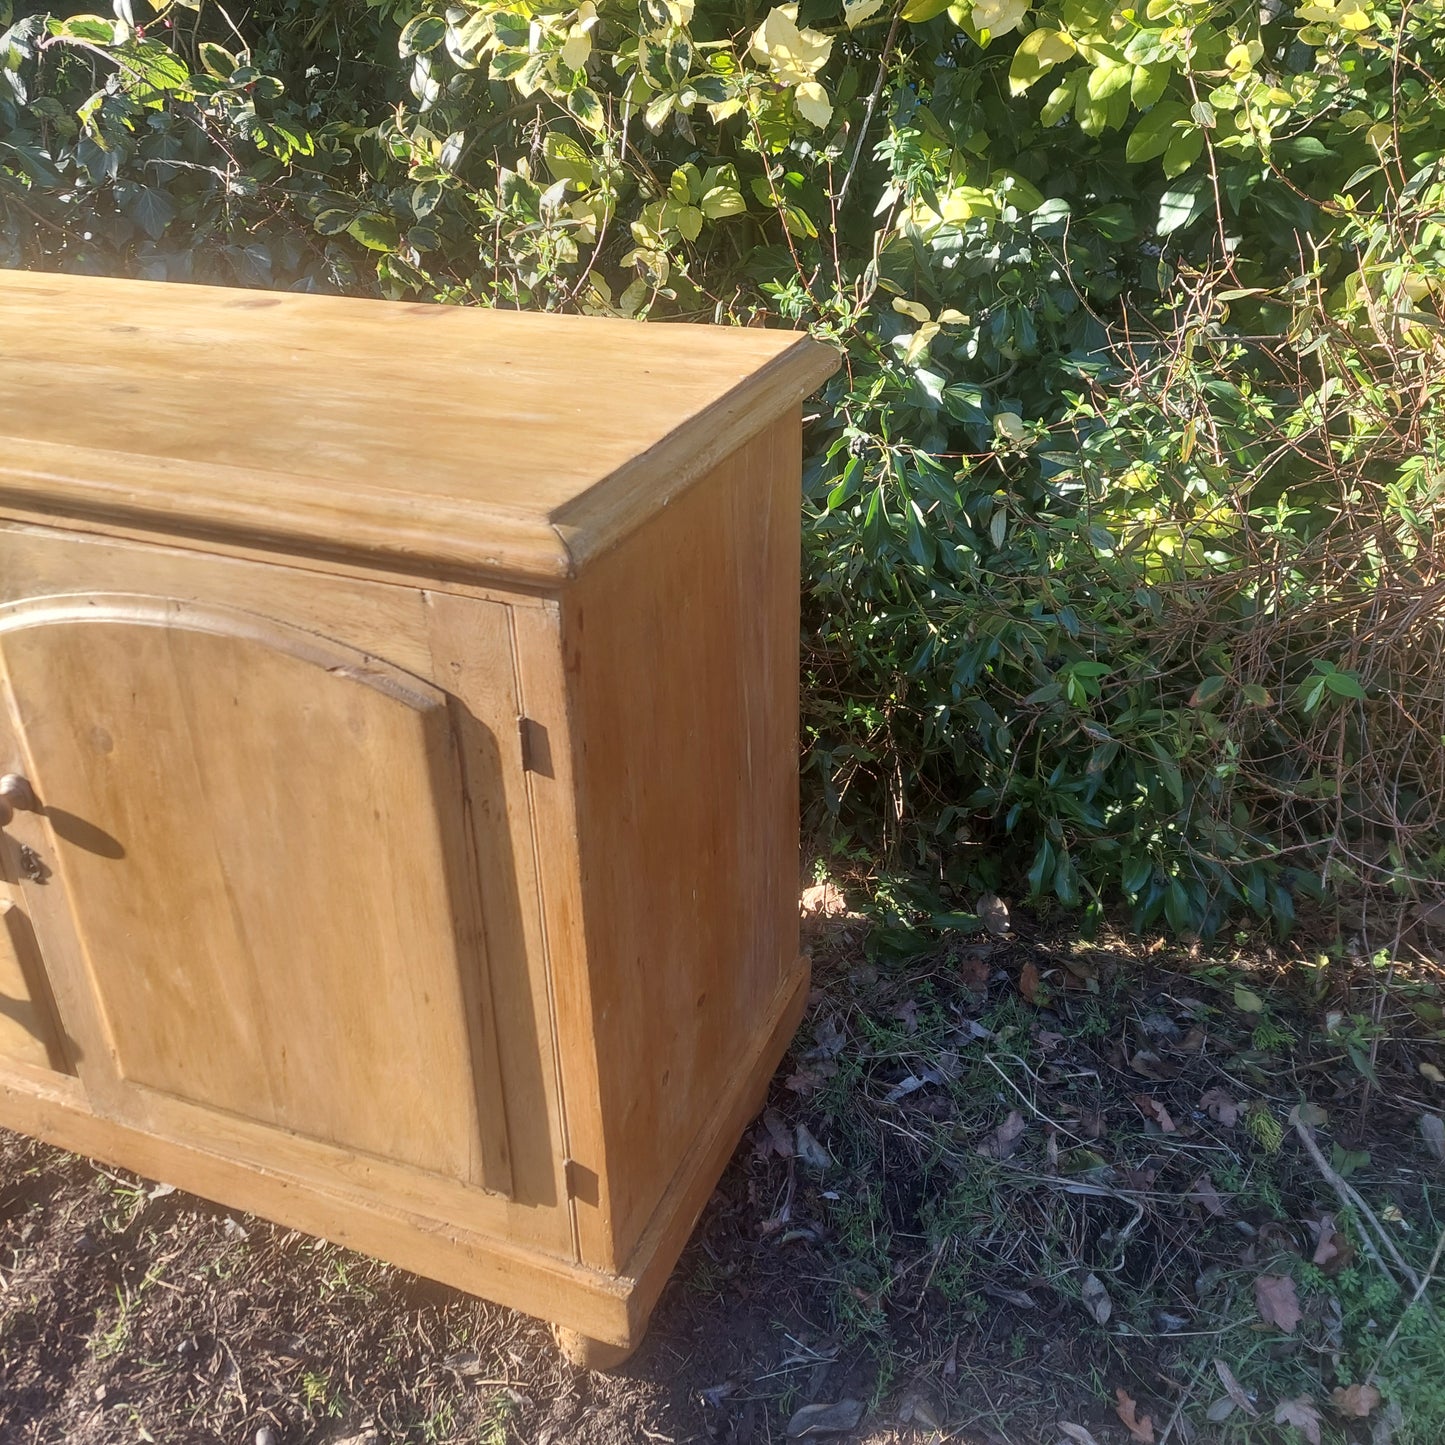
0,270,838,583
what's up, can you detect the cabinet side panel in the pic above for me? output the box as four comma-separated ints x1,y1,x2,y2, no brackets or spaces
562,413,803,1266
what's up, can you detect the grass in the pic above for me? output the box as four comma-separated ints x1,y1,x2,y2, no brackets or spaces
476,1394,519,1445
89,1285,136,1363
752,894,1445,1443
1,894,1443,1443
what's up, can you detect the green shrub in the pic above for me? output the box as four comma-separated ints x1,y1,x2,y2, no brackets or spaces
3,0,1444,932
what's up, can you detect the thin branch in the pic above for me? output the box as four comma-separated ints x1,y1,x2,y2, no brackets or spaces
835,1,903,210
1291,1113,1434,1315
1367,1221,1445,1386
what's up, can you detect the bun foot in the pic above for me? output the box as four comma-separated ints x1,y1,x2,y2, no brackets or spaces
551,1324,640,1371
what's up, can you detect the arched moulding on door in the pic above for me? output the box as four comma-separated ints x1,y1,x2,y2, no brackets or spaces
0,592,512,1195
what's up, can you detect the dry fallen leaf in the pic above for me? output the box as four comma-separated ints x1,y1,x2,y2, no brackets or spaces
1060,956,1099,991
981,1281,1037,1309
1213,1358,1258,1418
884,1074,926,1104
784,1063,833,1096
1080,1271,1112,1325
810,1016,847,1059
443,1350,486,1378
1057,1425,1104,1445
1130,1049,1177,1081
762,1108,794,1158
1274,1395,1323,1445
1119,1163,1158,1193
1410,900,1445,934
1332,1383,1381,1419
1309,1213,1356,1275
978,893,1011,936
800,881,849,922
1114,1388,1155,1444
1254,1273,1303,1334
1133,1094,1177,1133
1371,1399,1403,1445
977,1109,1028,1160
1139,1009,1181,1041
795,1123,832,1170
1018,961,1043,1005
896,1388,944,1430
923,1051,961,1086
1258,1220,1297,1254
1188,1173,1229,1217
956,950,991,991
1199,1087,1241,1127
786,1399,865,1438
1421,1114,1445,1163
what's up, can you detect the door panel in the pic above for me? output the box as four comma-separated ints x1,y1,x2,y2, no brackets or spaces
0,595,511,1193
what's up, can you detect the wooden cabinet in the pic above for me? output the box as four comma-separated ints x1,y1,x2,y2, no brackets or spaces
0,271,837,1363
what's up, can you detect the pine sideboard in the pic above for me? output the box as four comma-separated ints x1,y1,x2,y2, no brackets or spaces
0,271,837,1365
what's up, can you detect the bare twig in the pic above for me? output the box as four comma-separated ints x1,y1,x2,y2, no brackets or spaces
1290,1113,1434,1314
835,2,903,210
1367,1221,1445,1386
984,1053,1089,1145
1156,1357,1212,1445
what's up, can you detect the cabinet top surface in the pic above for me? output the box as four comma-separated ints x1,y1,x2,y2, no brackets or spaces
0,270,837,584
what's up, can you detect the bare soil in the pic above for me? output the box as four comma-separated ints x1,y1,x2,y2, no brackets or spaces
2,913,1443,1445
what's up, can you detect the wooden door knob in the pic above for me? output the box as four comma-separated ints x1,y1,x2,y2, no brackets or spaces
0,774,37,814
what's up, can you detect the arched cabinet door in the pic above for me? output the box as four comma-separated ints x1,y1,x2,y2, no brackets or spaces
0,595,511,1196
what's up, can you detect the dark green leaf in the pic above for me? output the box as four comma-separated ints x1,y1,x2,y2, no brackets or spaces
118,182,176,239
